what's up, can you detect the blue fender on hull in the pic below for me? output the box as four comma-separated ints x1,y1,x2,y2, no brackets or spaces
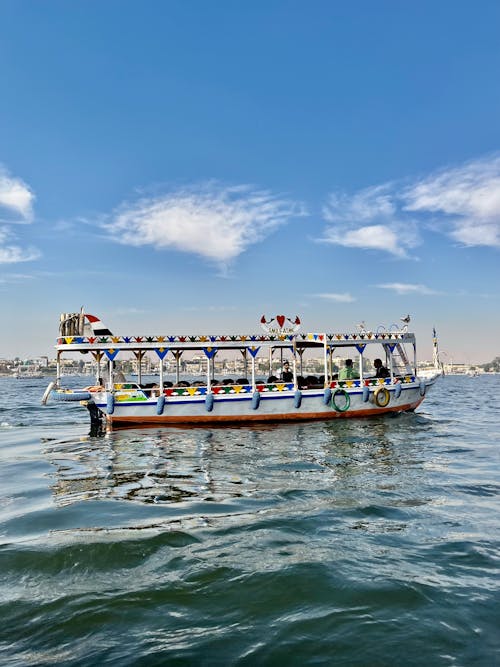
323,388,332,405
394,383,402,398
294,390,302,408
205,393,214,412
106,394,115,414
419,380,426,396
251,391,261,410
362,386,370,402
51,390,91,402
156,395,166,415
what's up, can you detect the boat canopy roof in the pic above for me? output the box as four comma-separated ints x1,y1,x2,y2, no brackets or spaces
56,311,416,354
55,330,416,353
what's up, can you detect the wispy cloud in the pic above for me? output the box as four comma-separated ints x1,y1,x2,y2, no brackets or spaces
403,154,500,247
321,185,420,258
376,282,440,295
0,246,40,264
104,183,306,267
313,292,356,303
0,227,40,264
0,272,34,284
0,166,35,223
321,153,500,256
0,165,39,264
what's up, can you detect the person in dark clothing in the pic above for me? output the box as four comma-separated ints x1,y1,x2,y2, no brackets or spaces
374,358,390,378
281,361,293,382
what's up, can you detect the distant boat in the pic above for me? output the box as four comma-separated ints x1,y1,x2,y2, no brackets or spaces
418,327,444,380
14,367,44,379
43,309,440,429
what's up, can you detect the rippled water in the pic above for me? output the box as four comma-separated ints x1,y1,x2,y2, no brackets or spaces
0,375,499,666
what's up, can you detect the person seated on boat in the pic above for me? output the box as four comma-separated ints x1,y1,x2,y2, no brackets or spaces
374,358,390,378
281,361,293,383
222,378,234,385
267,375,278,383
338,359,358,381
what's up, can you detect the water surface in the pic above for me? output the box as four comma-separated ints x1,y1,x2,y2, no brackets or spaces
0,376,499,666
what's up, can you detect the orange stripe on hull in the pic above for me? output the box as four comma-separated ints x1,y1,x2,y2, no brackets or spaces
107,399,424,427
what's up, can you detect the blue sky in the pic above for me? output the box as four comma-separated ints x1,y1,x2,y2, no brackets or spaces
1,0,499,362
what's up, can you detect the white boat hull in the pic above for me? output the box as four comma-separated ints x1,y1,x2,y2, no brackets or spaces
85,379,433,427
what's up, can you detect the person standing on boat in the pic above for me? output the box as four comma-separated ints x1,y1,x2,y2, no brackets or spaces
338,358,358,380
281,361,293,382
374,358,390,378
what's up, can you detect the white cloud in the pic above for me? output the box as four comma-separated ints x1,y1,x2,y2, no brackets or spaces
403,155,500,247
321,153,500,255
323,184,396,224
376,282,439,295
0,246,40,264
105,183,305,265
322,224,411,257
313,292,356,303
321,185,420,258
0,166,39,264
0,167,35,222
0,226,40,264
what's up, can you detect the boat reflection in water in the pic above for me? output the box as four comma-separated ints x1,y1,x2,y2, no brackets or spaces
41,416,428,520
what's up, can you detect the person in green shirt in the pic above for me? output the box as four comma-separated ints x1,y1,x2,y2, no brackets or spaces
338,358,358,380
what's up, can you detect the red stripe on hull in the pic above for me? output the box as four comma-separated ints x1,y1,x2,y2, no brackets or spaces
107,399,424,427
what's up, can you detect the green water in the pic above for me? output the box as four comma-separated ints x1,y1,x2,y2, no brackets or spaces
0,376,499,666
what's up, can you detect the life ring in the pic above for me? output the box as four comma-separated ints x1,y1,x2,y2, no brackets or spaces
331,388,350,412
374,386,390,407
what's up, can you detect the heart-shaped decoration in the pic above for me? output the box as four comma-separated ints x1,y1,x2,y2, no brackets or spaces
277,315,285,328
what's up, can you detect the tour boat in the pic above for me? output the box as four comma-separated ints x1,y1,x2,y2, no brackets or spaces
42,310,439,430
